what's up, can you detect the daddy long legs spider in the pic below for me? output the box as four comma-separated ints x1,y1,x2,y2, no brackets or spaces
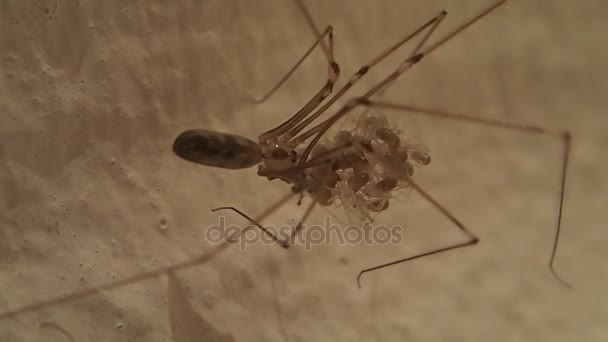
173,0,570,289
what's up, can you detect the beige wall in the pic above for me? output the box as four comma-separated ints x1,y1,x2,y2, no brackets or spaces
1,1,606,341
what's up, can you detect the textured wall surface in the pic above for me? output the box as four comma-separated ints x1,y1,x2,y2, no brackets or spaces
1,1,606,341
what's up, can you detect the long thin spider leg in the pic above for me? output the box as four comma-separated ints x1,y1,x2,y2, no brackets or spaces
365,101,566,135
357,176,479,289
0,192,296,319
259,26,339,142
286,200,318,245
402,10,447,63
285,10,447,142
213,206,290,248
423,0,508,57
363,100,572,287
255,0,340,138
363,0,509,100
259,2,341,142
293,0,509,162
358,8,447,118
253,24,336,104
213,200,317,249
294,0,331,61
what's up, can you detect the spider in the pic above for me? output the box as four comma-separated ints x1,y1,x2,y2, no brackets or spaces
172,0,571,288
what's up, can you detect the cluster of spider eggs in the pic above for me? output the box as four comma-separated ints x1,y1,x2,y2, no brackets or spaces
308,113,431,220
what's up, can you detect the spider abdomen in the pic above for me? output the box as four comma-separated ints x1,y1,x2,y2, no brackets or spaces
173,129,262,169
